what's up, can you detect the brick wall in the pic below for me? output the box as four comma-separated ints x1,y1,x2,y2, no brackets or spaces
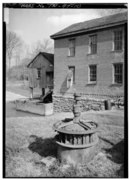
53,25,124,98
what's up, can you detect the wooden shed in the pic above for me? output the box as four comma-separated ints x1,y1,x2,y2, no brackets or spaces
27,52,54,95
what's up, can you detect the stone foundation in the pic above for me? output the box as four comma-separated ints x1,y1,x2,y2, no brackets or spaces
53,94,105,112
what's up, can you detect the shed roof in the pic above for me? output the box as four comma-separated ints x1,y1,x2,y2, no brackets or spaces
27,52,54,68
51,11,127,39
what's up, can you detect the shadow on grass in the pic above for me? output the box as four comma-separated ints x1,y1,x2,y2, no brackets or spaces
28,135,57,158
103,139,124,177
103,140,124,164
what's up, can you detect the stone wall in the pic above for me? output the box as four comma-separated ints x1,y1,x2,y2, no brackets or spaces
53,95,105,113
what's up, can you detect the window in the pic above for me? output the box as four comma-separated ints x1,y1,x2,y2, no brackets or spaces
68,66,75,83
46,72,53,85
89,35,97,54
89,65,97,82
68,39,75,57
113,63,123,84
37,68,41,79
114,30,123,51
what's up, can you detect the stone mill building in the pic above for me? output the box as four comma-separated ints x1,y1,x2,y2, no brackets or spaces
50,12,127,112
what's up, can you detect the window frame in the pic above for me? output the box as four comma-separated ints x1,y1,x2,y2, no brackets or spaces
89,34,97,54
46,71,54,85
68,66,75,84
68,38,75,57
37,68,41,79
113,29,123,51
88,64,97,84
112,63,123,85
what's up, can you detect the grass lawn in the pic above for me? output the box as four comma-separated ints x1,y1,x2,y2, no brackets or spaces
5,110,124,177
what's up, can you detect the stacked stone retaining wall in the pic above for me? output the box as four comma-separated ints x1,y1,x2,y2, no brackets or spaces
53,95,106,112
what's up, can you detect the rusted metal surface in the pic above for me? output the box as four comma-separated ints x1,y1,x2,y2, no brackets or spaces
53,93,99,164
53,120,99,135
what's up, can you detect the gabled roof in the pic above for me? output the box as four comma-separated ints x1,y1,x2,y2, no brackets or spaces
27,52,54,68
51,11,127,39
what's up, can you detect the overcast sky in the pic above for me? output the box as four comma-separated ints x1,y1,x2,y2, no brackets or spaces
5,8,103,46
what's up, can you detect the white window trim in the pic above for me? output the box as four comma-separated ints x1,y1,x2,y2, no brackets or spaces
67,66,75,88
112,28,124,52
88,65,97,84
112,64,114,84
112,63,123,84
88,34,97,55
68,38,75,57
88,36,91,54
112,31,114,51
68,48,70,56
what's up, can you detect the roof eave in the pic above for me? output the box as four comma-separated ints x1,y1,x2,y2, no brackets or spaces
51,20,127,40
27,52,54,68
27,52,41,68
42,53,54,65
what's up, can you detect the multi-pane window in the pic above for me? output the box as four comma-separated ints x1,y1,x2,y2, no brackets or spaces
114,30,123,51
113,63,123,84
90,35,97,54
68,39,75,56
89,65,97,82
37,68,41,78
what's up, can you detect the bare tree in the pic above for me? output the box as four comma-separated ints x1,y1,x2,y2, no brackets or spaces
41,38,54,53
6,31,23,70
30,38,54,58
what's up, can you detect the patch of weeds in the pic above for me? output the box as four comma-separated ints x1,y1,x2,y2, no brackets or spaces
47,161,78,177
5,109,124,177
5,152,48,177
85,152,121,178
117,164,124,177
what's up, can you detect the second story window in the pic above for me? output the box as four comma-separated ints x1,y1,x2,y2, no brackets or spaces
68,39,75,57
90,35,97,54
114,30,123,51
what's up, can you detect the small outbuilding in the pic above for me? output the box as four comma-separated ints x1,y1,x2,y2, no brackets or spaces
27,52,54,97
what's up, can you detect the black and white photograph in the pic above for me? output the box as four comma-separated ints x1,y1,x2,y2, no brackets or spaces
3,3,128,178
